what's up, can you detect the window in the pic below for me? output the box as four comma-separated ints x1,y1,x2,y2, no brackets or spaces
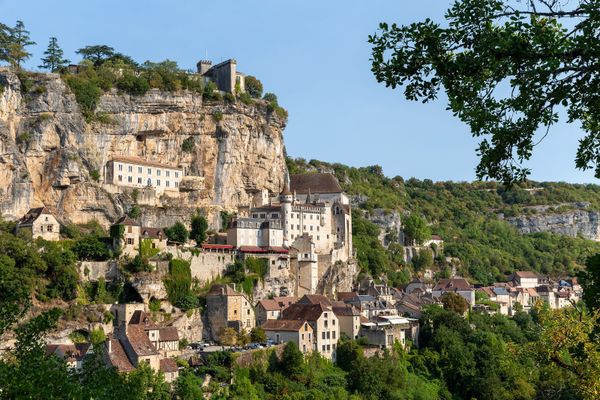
148,168,152,175
327,344,330,351
234,310,237,315
327,331,330,339
118,175,122,181
147,178,151,186
157,179,161,186
271,213,278,218
128,165,132,172
175,172,179,178
322,332,325,340
126,238,134,245
325,320,328,328
118,164,123,171
127,226,132,233
322,345,326,352
128,176,132,183
332,319,335,325
166,181,170,187
138,177,142,184
317,236,320,240
40,225,44,232
166,170,170,177
175,182,179,188
157,169,161,176
138,166,142,173
301,333,304,340
333,331,336,339
47,225,53,232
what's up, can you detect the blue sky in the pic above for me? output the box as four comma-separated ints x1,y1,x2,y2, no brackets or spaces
2,0,596,183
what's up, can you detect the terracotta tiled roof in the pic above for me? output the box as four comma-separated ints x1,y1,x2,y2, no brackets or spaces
141,227,165,239
18,207,53,226
336,292,357,302
114,215,140,226
111,156,181,170
290,173,343,194
281,303,331,322
332,303,361,317
262,319,308,331
430,235,443,241
274,296,298,308
297,294,332,306
159,358,179,373
106,338,135,372
127,325,159,356
527,288,539,297
129,310,157,327
158,326,179,342
258,299,281,311
515,271,539,279
433,278,472,292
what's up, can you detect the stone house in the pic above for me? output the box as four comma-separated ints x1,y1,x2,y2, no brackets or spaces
45,343,92,371
359,315,411,350
281,295,340,360
112,216,141,257
511,271,540,288
255,296,298,326
104,156,183,195
160,358,179,383
17,207,60,241
331,302,361,340
344,294,398,319
205,284,255,341
432,277,475,306
112,216,169,258
129,310,179,357
262,319,313,354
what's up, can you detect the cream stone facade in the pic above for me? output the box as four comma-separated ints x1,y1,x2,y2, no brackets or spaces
226,173,354,297
104,156,183,196
205,284,256,340
17,207,60,241
262,319,314,354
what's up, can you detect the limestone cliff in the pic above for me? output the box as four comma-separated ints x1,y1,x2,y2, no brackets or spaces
0,69,287,227
504,204,600,241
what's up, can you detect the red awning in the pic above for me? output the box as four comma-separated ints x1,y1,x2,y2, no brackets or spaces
201,244,234,250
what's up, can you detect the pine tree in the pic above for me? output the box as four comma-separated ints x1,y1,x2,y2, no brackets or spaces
8,20,35,69
0,23,12,64
39,37,69,71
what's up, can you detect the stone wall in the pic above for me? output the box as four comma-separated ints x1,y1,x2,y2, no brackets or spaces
79,261,121,282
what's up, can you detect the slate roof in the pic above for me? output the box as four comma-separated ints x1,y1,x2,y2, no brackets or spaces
290,173,343,194
262,319,308,332
159,358,179,373
18,207,53,226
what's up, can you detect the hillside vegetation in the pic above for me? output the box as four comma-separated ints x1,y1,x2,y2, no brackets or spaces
287,158,600,284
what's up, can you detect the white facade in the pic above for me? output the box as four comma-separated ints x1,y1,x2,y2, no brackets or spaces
105,157,183,195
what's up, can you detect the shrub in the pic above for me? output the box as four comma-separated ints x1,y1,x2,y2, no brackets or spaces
244,75,263,98
212,111,223,122
89,169,100,181
263,92,278,103
239,91,252,105
17,72,34,93
63,73,103,120
72,235,110,261
149,298,161,312
181,137,195,153
165,222,188,244
16,132,32,145
125,254,152,273
116,72,150,96
190,212,208,246
128,205,141,219
224,92,235,103
203,81,220,100
164,259,196,310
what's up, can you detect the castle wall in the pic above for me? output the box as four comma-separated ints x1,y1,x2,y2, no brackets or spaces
189,251,235,284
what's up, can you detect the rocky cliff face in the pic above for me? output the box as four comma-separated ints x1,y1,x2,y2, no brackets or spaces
0,69,287,227
505,208,600,241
